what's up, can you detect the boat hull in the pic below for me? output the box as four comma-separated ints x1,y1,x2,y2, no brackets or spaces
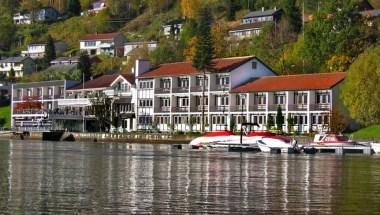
371,142,380,154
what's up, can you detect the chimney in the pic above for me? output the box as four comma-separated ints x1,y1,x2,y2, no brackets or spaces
134,59,151,77
262,7,265,12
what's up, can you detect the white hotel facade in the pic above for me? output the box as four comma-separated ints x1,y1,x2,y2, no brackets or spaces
135,56,346,133
11,56,347,133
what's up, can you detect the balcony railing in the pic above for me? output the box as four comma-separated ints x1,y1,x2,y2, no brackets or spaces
288,104,308,111
172,87,189,93
190,105,209,112
190,86,208,92
155,88,171,94
210,106,229,112
249,104,267,111
57,98,91,107
310,104,331,111
154,106,171,113
211,85,229,91
48,110,95,120
230,105,247,112
172,106,189,112
13,109,44,115
268,104,286,111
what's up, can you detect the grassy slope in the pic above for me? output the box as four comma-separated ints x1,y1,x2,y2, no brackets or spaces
352,125,380,140
0,106,11,129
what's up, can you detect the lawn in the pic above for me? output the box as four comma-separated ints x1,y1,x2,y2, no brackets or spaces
352,125,380,140
0,105,11,129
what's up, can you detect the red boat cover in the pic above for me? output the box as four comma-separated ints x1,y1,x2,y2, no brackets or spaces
247,131,275,137
203,131,235,137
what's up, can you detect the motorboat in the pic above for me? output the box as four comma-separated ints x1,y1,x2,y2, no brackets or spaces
371,142,380,154
256,134,298,153
310,133,365,147
189,131,254,149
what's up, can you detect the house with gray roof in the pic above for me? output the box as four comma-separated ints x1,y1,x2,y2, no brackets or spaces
0,57,35,78
229,7,283,40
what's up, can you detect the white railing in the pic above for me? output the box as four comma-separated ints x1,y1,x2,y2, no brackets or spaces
57,98,91,107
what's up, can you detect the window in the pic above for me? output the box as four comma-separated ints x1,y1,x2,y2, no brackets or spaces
274,93,286,105
178,77,189,88
236,94,246,106
215,95,229,106
195,96,208,106
59,87,64,96
160,78,171,88
252,61,257,69
254,93,266,105
48,88,53,96
139,80,153,89
139,99,153,107
84,41,96,47
316,91,330,104
139,116,152,124
160,98,170,107
196,76,208,87
216,75,229,86
294,92,308,104
177,97,189,107
37,88,42,97
27,89,32,97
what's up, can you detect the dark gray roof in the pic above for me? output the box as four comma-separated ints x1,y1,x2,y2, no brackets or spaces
0,56,31,63
13,80,80,89
45,64,78,73
243,8,282,19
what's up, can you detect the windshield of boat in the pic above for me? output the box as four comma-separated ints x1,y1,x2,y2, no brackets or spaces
336,135,349,141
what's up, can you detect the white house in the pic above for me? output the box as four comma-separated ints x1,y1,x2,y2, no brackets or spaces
86,0,107,15
0,57,35,78
55,73,137,132
135,56,277,131
21,41,68,59
50,56,79,65
229,7,283,40
80,32,126,57
162,19,185,39
13,12,32,25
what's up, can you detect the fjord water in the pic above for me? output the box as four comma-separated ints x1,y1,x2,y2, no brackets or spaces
0,140,380,214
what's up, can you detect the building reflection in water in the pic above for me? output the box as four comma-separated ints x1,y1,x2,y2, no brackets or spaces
2,140,380,214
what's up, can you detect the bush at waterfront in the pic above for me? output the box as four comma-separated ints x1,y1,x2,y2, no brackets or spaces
0,105,10,129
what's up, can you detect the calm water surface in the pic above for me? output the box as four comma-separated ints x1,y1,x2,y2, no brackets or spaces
0,140,380,214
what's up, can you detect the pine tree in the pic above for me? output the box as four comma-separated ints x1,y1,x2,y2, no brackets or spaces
226,0,236,21
192,7,214,133
67,0,81,17
276,105,284,132
44,35,56,63
78,52,91,82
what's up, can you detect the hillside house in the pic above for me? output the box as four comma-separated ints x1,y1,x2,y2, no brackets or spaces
80,32,126,57
0,57,35,78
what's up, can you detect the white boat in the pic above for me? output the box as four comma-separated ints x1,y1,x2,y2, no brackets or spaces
310,133,364,147
257,137,297,153
189,130,292,150
371,142,380,154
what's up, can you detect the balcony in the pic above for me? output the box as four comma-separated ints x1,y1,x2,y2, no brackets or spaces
310,104,331,111
249,104,267,111
44,94,62,100
210,106,229,112
268,104,286,111
172,106,189,112
155,88,171,94
191,105,209,112
211,85,229,91
57,98,91,107
190,86,208,92
13,109,44,115
48,110,95,120
172,87,189,93
230,105,247,112
154,106,171,113
104,89,132,97
288,104,308,111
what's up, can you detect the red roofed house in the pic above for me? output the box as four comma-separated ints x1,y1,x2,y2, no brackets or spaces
53,73,136,132
135,56,277,131
231,72,347,133
80,32,126,57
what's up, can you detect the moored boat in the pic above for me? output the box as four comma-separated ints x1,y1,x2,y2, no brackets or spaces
310,133,365,147
371,142,380,154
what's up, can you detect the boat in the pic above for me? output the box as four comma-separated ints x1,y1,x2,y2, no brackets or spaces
189,130,293,151
310,133,365,147
370,142,380,154
256,135,298,153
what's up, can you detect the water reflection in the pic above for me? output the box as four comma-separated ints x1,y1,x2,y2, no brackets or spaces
0,140,380,214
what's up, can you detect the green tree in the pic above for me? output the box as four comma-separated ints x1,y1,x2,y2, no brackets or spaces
44,35,56,63
266,115,274,130
67,0,82,16
226,0,237,21
282,0,302,33
276,105,284,131
89,91,113,132
342,43,380,126
0,14,16,48
287,113,294,133
78,52,92,82
192,6,214,133
7,67,15,82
